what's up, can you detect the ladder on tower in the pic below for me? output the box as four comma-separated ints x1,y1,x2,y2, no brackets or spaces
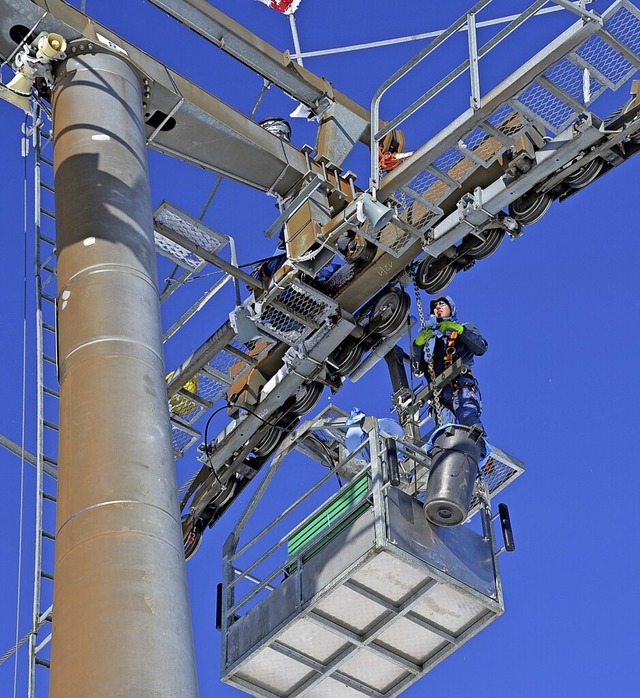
27,105,59,698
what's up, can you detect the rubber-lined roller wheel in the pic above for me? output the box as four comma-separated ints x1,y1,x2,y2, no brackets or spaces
330,339,365,376
252,426,281,458
465,228,505,260
290,381,323,416
415,258,457,294
183,518,204,561
508,191,552,225
370,288,411,336
564,157,603,189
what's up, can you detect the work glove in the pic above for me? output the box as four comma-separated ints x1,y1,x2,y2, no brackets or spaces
415,327,434,345
438,320,464,336
414,315,438,346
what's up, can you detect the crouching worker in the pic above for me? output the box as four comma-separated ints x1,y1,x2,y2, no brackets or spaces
411,295,487,430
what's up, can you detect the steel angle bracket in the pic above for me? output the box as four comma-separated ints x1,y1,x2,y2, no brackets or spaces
263,174,325,240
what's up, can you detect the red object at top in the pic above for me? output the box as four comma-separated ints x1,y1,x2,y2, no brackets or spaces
256,0,302,14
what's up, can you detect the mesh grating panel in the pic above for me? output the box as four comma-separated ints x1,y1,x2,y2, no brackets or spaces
155,205,226,255
208,337,275,387
357,217,417,258
258,302,308,344
154,231,203,271
433,147,465,175
192,372,226,405
545,57,605,105
171,424,198,456
469,454,521,513
384,100,534,240
432,148,478,184
407,169,451,208
516,80,577,132
486,103,528,138
388,184,439,236
256,282,337,345
605,5,640,59
577,32,636,86
459,125,507,165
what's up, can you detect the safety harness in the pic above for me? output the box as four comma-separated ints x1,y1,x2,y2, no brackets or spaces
412,284,467,426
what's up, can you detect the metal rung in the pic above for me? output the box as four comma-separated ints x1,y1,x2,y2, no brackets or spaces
40,180,55,193
40,207,56,220
43,354,57,365
34,632,52,655
43,420,58,432
42,322,56,334
199,363,234,387
425,163,463,190
38,605,53,625
479,118,519,147
39,233,55,246
43,491,57,503
224,344,260,365
169,417,201,438
43,386,59,399
41,292,56,304
42,530,55,541
40,154,53,167
40,571,54,581
35,658,50,669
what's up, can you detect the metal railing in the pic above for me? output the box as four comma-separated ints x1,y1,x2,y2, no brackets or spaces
369,0,598,190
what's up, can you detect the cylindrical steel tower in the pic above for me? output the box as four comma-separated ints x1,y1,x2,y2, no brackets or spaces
50,48,199,697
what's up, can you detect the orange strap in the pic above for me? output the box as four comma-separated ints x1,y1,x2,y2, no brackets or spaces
444,330,458,369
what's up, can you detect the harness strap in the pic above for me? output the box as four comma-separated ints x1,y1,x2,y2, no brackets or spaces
444,329,458,369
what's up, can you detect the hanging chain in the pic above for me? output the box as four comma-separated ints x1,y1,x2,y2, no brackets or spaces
413,279,427,329
411,276,443,427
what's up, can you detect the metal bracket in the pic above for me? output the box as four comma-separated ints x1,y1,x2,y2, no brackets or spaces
264,173,325,239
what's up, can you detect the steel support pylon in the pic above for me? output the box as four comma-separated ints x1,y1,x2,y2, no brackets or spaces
49,50,199,697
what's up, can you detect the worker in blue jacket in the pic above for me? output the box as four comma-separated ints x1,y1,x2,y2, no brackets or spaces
411,295,487,429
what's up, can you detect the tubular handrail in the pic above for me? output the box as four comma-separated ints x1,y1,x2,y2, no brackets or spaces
369,0,597,191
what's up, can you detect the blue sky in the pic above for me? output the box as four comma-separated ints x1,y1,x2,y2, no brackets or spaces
1,1,639,696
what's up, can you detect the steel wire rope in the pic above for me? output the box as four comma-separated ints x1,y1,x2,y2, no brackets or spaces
0,630,32,668
9,110,32,698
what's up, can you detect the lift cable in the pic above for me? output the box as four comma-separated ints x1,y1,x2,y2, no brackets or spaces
0,630,32,668
11,110,31,698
